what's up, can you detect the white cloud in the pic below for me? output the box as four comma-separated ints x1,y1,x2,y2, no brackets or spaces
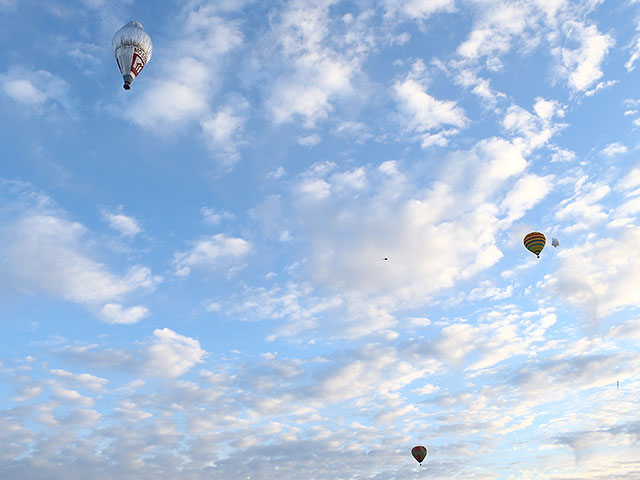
2,214,160,305
99,303,150,325
511,353,626,398
584,79,618,96
262,137,542,339
143,328,206,378
394,60,467,147
297,133,321,147
200,94,249,168
533,97,561,120
295,178,332,202
200,206,234,225
551,147,576,163
502,99,565,151
264,0,362,127
455,2,532,67
308,344,425,403
332,121,373,143
331,167,367,192
452,3,613,96
468,281,514,302
48,369,108,393
102,209,142,237
53,344,135,369
546,227,640,323
15,385,43,402
607,317,640,340
3,78,46,105
0,67,71,113
52,387,95,407
617,167,640,192
128,58,212,129
0,185,159,324
173,233,250,277
601,142,628,157
625,27,640,71
405,308,555,372
454,68,505,105
607,316,640,339
267,53,354,127
222,282,342,341
501,174,555,221
0,418,34,462
558,21,614,92
554,179,610,231
384,0,455,21
412,383,440,395
266,166,286,180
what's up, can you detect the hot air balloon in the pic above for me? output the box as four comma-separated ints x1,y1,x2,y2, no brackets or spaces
551,237,559,248
112,21,153,90
524,232,546,258
411,445,427,465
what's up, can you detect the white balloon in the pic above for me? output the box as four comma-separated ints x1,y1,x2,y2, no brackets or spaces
112,21,153,90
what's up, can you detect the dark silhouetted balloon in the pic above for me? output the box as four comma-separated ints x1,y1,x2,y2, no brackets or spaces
411,445,427,464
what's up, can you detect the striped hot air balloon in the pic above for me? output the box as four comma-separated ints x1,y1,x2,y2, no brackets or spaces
523,232,546,258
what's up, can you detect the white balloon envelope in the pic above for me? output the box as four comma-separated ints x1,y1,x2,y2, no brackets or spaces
112,21,153,90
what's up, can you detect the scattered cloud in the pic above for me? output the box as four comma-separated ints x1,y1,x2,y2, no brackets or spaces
2,214,159,302
173,233,251,277
200,94,249,169
601,142,628,157
383,0,455,21
0,185,159,323
546,226,640,325
102,208,142,237
557,21,614,92
263,0,370,127
297,133,321,147
143,328,206,378
0,66,71,113
394,60,467,147
99,303,150,325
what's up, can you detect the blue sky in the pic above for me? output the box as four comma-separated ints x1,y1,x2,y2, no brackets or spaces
1,0,639,478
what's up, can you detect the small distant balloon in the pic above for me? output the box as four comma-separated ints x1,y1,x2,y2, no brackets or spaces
112,21,153,90
411,446,427,465
383,257,388,261
524,232,546,258
551,237,559,248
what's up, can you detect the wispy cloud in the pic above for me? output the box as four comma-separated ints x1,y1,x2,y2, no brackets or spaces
394,60,467,147
0,66,71,113
102,208,142,237
557,21,614,92
264,0,359,127
0,184,160,323
173,233,251,277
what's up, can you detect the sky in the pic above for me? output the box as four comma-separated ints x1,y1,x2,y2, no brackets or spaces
0,0,639,478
